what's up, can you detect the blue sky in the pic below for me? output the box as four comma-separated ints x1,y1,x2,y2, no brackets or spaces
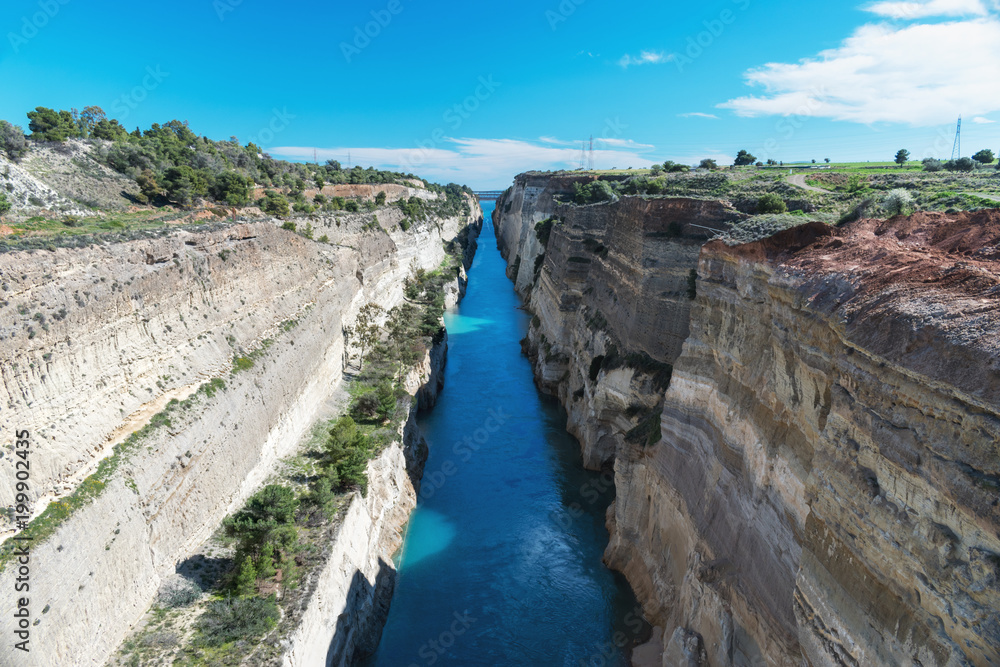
2,0,1000,188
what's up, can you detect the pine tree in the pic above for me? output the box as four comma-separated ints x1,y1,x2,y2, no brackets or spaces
234,555,257,596
257,541,277,580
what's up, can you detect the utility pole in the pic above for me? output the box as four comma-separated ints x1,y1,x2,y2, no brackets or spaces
579,142,587,170
951,116,962,161
588,135,595,170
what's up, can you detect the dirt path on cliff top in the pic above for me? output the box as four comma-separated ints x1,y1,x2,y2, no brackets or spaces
788,173,832,193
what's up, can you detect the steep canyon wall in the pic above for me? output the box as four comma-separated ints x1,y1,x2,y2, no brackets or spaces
0,197,482,666
496,173,999,667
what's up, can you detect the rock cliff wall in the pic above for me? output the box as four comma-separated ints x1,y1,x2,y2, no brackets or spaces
281,339,442,667
0,196,482,666
496,172,999,667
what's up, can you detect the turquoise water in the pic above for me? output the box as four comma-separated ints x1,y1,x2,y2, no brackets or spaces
362,202,646,666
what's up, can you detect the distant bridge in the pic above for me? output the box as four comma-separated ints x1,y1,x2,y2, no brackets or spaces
474,191,505,202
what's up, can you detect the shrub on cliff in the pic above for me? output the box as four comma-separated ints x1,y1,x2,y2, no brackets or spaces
261,190,290,216
0,121,28,161
223,484,299,559
195,595,279,647
573,180,616,205
324,417,375,494
210,171,253,206
0,193,10,218
757,193,788,214
535,218,556,247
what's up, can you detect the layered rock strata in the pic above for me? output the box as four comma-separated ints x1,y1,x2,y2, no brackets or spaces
0,197,481,666
497,172,1000,667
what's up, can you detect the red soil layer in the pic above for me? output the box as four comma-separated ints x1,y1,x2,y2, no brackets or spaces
712,210,1000,299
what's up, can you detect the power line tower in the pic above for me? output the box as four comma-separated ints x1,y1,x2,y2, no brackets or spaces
579,142,588,170
951,116,962,161
588,135,595,170
347,150,352,168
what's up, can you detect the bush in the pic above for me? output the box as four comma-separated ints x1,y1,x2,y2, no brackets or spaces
0,121,29,161
350,381,397,423
757,193,787,214
210,171,253,206
158,581,201,608
281,221,296,232
195,595,279,647
344,200,360,212
535,218,556,247
324,417,374,493
0,193,10,218
223,484,299,556
881,188,915,216
922,158,943,172
261,191,290,216
945,157,975,172
573,180,616,205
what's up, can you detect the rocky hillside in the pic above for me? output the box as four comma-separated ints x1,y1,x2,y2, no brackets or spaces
0,180,481,665
496,172,999,666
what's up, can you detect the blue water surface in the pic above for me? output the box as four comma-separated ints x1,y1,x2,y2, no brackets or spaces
362,202,645,667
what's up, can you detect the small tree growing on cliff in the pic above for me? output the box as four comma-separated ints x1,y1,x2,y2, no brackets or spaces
344,302,385,370
0,193,11,219
234,556,257,596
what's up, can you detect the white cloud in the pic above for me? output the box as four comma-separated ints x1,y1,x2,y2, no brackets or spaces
719,19,1000,125
679,112,720,119
599,138,656,150
864,0,988,18
268,138,653,189
973,116,996,123
618,51,671,68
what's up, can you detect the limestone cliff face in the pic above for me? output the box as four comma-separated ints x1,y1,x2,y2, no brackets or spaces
0,197,482,666
281,342,441,667
494,174,743,468
497,172,999,667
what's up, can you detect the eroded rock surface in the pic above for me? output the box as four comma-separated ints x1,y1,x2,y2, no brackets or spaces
497,171,1000,667
0,196,482,666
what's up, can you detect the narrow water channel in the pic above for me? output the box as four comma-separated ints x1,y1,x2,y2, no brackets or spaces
362,202,645,666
